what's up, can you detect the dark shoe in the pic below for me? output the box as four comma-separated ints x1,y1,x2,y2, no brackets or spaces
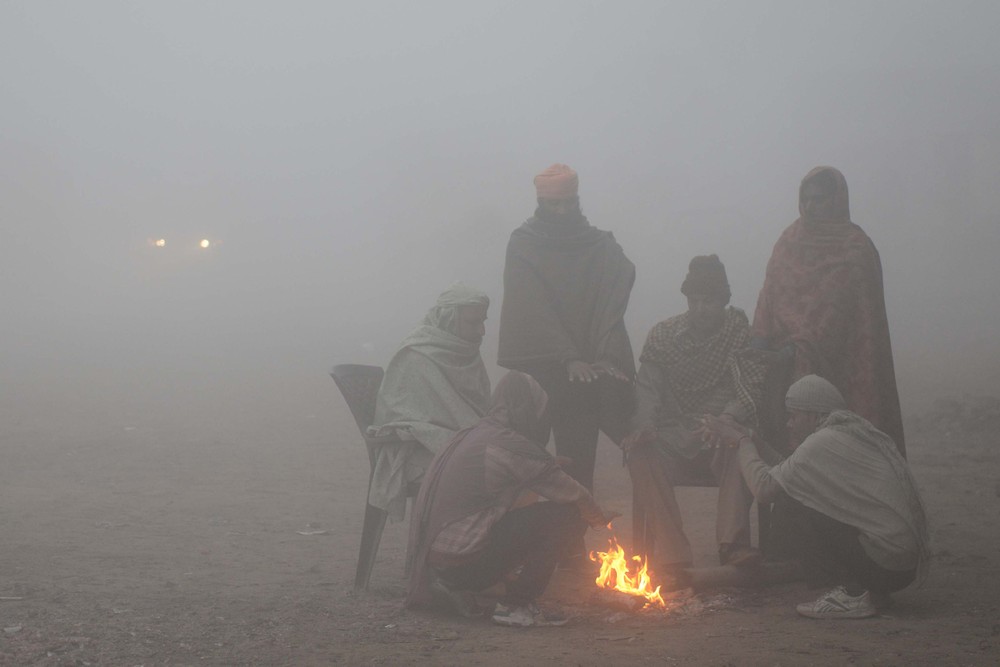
654,561,693,591
720,545,762,568
429,574,481,618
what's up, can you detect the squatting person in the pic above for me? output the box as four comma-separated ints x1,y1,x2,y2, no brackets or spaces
703,374,929,619
406,371,619,627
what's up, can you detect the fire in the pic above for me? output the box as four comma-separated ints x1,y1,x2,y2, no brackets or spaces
589,537,666,608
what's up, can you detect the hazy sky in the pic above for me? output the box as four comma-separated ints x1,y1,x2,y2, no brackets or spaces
3,1,998,423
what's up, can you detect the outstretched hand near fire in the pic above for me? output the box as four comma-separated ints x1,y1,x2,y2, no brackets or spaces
698,414,749,449
620,426,656,455
590,508,622,530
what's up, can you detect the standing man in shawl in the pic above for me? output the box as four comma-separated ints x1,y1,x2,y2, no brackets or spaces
622,255,767,572
703,375,929,619
498,164,636,566
368,283,492,521
751,166,905,455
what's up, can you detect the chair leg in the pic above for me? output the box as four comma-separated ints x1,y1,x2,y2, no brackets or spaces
355,502,389,590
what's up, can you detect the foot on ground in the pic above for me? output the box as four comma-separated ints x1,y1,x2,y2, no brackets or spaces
492,601,569,627
795,586,877,619
429,575,482,618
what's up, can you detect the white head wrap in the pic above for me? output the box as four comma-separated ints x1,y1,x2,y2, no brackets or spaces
785,374,847,413
422,282,490,336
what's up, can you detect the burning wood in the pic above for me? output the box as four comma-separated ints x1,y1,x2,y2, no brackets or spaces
589,588,647,613
589,537,666,609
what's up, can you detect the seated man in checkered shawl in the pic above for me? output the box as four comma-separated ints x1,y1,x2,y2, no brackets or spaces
621,255,767,574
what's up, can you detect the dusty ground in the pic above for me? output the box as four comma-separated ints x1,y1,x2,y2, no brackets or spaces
1,375,998,666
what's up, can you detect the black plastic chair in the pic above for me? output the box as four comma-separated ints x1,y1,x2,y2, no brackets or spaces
329,363,403,591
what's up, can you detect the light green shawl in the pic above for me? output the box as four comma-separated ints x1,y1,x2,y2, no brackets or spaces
368,284,491,520
770,410,929,577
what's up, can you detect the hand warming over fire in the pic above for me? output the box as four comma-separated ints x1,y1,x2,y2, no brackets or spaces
698,414,749,449
600,509,622,529
619,426,656,454
586,508,621,529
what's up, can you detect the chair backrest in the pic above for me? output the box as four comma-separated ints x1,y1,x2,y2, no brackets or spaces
330,364,385,436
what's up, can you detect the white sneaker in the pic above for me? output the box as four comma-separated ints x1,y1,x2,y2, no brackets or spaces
796,586,877,619
491,602,569,627
491,603,536,627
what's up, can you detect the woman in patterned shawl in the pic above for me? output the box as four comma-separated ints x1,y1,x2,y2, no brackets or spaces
751,166,905,455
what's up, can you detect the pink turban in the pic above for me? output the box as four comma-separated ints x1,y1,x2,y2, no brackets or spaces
533,163,578,199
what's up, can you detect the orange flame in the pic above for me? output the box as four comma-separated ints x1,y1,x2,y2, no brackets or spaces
589,537,666,608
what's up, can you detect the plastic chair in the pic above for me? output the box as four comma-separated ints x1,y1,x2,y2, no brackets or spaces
329,363,400,591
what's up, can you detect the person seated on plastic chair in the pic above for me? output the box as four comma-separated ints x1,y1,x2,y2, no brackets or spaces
406,371,619,627
621,255,767,574
368,283,491,521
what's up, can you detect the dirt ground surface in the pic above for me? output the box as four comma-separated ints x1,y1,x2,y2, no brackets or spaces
2,378,998,666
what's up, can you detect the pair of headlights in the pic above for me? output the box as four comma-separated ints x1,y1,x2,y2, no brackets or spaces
153,238,212,249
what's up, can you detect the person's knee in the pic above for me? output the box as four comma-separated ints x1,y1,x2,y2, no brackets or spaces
519,499,577,526
628,447,676,487
626,445,654,474
544,501,580,526
539,503,586,541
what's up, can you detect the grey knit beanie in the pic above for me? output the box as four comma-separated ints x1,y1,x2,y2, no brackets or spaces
785,374,847,413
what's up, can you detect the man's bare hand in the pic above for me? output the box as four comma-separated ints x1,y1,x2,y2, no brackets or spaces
620,427,656,454
567,360,630,383
566,360,600,383
590,509,622,529
592,360,630,382
699,414,749,449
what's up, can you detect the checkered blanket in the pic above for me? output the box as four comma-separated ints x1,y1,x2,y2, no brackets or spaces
639,307,765,425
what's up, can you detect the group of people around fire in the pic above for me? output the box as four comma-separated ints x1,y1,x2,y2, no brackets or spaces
363,163,929,627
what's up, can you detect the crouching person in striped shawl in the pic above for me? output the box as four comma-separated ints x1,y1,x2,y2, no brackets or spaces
407,371,619,627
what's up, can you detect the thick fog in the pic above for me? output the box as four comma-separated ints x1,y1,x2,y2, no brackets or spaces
3,1,998,432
